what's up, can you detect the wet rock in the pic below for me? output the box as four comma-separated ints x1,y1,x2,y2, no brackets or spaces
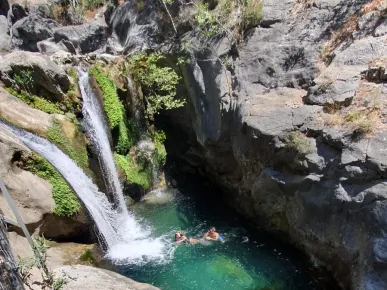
12,14,58,51
0,51,70,100
54,265,160,290
53,21,107,54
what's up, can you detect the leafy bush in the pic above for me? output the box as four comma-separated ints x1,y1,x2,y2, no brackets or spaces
151,130,167,168
13,70,34,93
241,0,263,29
22,153,81,216
114,153,152,190
128,52,185,118
6,87,63,114
285,131,311,155
47,119,89,171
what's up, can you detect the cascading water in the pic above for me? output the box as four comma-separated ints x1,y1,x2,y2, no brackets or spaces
0,121,172,264
78,69,126,213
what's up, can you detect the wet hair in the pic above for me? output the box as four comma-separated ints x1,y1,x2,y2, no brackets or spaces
209,227,216,231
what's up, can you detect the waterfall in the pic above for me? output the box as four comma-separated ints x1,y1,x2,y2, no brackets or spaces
78,70,127,214
0,121,170,264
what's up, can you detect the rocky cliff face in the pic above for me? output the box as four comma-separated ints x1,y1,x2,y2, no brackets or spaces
1,0,387,289
106,0,387,289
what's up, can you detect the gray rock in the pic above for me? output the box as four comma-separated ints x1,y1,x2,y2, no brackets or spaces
0,51,70,100
12,14,58,51
0,15,10,53
54,265,160,290
375,19,387,37
37,38,69,55
53,21,107,54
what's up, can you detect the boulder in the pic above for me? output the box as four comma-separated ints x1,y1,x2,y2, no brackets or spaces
8,3,28,24
37,38,69,55
0,0,9,17
54,265,160,290
0,86,52,134
53,21,107,54
0,15,10,53
0,51,70,100
12,13,58,51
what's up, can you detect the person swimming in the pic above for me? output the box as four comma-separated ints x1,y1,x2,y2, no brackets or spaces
175,232,200,245
203,227,224,242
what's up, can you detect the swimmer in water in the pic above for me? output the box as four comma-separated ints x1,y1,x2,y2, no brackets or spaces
175,232,200,245
203,227,224,243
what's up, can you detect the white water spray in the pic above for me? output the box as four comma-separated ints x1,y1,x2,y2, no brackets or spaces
0,121,171,264
78,69,127,213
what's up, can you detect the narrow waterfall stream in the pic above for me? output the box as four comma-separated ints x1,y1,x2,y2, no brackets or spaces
0,121,171,264
78,69,127,213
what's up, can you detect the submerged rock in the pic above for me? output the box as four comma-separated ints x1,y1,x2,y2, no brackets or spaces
54,265,160,290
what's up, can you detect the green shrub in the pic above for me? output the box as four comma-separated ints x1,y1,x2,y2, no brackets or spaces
13,70,34,93
128,52,185,118
47,119,89,171
241,0,263,29
6,87,63,114
115,120,136,155
285,131,311,155
79,249,95,264
151,130,167,168
114,153,152,190
23,153,81,216
345,109,376,134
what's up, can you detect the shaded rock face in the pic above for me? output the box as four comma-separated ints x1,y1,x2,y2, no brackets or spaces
0,51,70,100
54,265,160,290
12,13,58,51
0,0,9,17
107,0,173,54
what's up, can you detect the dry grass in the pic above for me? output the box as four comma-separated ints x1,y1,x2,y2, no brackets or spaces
321,0,386,64
345,109,379,134
325,112,345,126
292,0,315,16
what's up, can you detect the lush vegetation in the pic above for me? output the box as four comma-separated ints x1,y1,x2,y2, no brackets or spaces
114,153,152,190
6,87,64,114
194,0,263,39
151,130,167,168
128,52,185,118
47,119,89,171
22,153,81,216
89,66,133,154
285,131,311,155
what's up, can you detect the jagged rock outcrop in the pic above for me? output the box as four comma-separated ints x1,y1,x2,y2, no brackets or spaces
52,21,107,54
54,265,160,290
0,51,70,100
12,13,58,51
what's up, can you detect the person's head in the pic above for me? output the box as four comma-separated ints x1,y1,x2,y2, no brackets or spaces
209,227,216,233
175,232,181,240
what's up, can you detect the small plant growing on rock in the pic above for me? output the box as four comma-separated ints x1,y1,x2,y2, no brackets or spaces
285,131,311,155
128,52,185,119
345,109,377,135
13,69,34,94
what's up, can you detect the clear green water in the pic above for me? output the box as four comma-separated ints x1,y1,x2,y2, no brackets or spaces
119,186,328,290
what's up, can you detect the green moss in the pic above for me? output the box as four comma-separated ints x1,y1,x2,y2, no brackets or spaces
285,131,311,155
151,130,167,168
114,153,152,190
23,153,81,216
6,87,63,114
47,119,89,171
79,249,95,264
89,66,134,155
